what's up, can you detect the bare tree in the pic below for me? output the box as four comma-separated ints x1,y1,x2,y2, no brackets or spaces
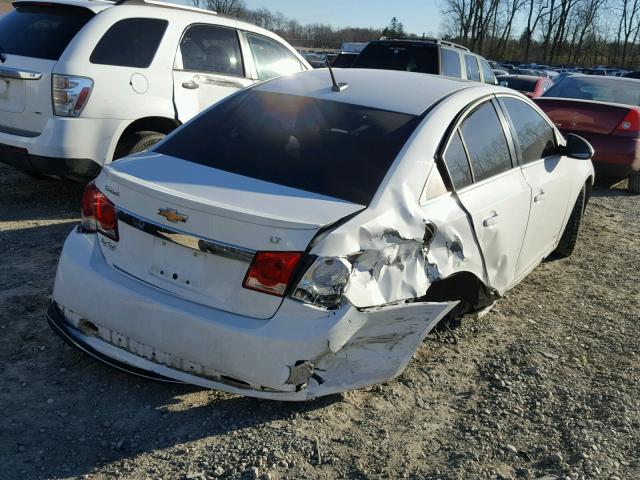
190,0,247,16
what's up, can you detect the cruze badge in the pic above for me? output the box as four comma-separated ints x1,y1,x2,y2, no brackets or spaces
158,208,188,223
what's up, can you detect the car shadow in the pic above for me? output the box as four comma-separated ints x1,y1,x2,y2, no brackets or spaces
0,163,85,223
3,306,341,479
589,177,633,197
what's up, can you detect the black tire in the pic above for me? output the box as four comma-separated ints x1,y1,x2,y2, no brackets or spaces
114,131,165,160
554,185,585,258
629,174,640,194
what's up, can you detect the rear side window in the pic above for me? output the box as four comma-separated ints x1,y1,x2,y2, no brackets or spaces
479,59,495,84
441,49,462,78
90,18,168,68
245,33,304,80
460,102,512,182
465,55,480,81
156,90,420,205
178,24,243,76
353,43,439,74
0,5,93,60
443,130,473,189
500,97,556,164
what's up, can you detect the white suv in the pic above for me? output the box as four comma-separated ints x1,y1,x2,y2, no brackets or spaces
0,0,310,180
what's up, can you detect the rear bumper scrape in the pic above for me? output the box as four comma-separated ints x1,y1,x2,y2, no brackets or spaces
48,301,314,400
47,302,182,383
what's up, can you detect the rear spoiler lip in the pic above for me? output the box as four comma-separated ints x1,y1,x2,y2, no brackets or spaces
11,0,105,14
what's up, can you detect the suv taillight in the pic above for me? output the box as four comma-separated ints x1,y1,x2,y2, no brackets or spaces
615,109,640,134
80,181,119,241
243,252,303,297
52,74,93,117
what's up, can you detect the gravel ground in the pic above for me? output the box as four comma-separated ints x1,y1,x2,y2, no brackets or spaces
1,162,639,480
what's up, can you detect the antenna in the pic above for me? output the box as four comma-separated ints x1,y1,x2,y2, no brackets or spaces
321,43,348,92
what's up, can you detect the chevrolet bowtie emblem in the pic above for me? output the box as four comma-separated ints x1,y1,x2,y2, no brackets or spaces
157,208,188,223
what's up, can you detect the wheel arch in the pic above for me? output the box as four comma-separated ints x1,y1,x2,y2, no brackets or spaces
109,116,182,162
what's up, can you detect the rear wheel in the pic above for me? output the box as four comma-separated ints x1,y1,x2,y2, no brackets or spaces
628,174,640,194
554,185,585,258
113,131,165,160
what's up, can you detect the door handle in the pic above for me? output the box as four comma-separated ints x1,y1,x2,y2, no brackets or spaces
534,189,545,203
482,212,499,227
181,80,199,90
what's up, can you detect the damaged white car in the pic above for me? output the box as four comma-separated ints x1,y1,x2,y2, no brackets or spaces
48,68,595,400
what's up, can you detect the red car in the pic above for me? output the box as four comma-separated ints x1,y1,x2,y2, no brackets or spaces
534,76,640,193
497,75,553,98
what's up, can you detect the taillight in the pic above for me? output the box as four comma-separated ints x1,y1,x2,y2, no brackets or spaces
80,181,119,241
615,109,640,134
243,252,303,297
52,74,93,117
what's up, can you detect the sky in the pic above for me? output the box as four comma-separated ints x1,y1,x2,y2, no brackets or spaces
243,0,443,36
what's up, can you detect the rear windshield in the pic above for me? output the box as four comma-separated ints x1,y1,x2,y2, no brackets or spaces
0,5,93,61
353,43,439,74
156,91,420,205
500,77,537,92
544,77,640,105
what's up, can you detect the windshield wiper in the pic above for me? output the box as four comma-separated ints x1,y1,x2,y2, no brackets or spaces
0,45,6,63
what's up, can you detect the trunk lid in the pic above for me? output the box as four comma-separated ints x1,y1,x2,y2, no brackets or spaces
96,153,365,319
0,3,94,135
534,97,631,135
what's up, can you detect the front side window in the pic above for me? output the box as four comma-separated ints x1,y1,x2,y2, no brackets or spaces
501,97,556,164
90,18,167,68
443,130,473,189
465,55,480,81
0,5,93,61
459,102,512,182
245,33,304,80
441,49,462,78
479,59,496,84
178,24,243,76
156,90,420,205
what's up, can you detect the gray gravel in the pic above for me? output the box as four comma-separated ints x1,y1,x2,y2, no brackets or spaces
1,162,639,480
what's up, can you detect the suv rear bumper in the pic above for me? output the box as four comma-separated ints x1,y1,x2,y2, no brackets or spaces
0,116,125,178
0,143,100,178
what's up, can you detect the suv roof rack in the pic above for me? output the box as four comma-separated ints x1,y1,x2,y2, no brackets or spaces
380,37,471,52
114,0,217,15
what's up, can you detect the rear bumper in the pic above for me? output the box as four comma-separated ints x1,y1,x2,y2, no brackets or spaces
0,116,125,177
564,130,640,176
50,229,454,400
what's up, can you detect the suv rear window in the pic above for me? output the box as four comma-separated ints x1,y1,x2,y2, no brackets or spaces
90,18,168,68
501,77,538,92
353,43,439,74
0,5,93,61
156,91,420,205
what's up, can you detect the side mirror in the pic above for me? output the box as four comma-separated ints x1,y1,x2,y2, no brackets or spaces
565,133,594,160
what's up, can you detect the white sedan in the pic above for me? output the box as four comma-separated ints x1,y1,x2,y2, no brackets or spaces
48,68,594,400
